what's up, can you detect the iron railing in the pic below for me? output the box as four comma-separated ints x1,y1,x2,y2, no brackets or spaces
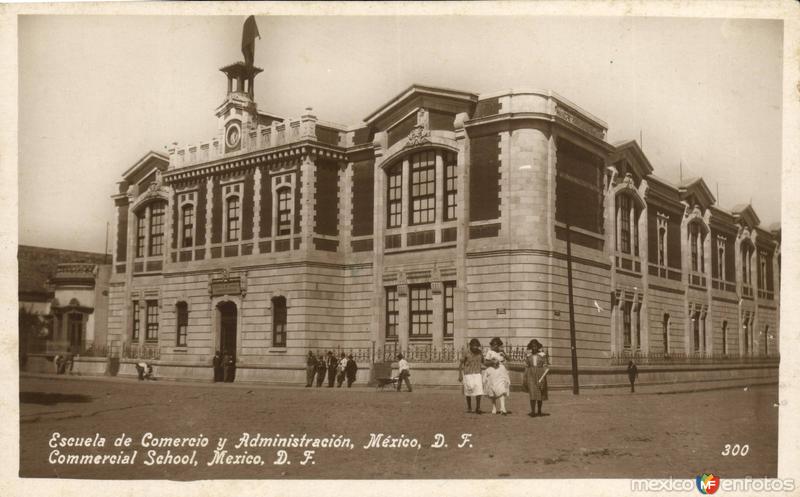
122,343,161,360
610,350,780,366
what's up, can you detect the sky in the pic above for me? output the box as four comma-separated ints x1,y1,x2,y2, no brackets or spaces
18,14,783,253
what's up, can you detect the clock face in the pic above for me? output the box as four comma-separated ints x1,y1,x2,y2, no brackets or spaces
226,122,241,149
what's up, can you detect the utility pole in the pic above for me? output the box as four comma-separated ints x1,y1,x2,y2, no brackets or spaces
565,192,580,395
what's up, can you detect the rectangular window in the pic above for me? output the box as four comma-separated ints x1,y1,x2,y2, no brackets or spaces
277,189,292,236
385,287,398,340
409,284,432,338
444,152,457,221
176,302,188,347
444,281,455,338
387,165,402,228
182,205,194,247
145,300,159,342
136,214,146,258
227,197,240,241
149,204,164,257
132,300,140,341
622,301,632,349
272,297,287,348
634,305,641,351
721,321,728,355
410,151,436,225
692,311,701,352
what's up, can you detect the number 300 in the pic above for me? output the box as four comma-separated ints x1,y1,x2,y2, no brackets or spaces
721,444,750,456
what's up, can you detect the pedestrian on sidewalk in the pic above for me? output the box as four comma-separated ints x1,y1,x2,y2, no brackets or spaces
212,350,223,382
345,354,358,387
223,351,235,383
483,337,510,415
305,351,318,387
523,339,549,417
336,352,347,387
459,338,485,414
315,353,327,387
326,351,338,388
627,360,639,393
396,353,412,392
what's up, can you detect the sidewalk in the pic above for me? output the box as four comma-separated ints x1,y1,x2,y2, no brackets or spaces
19,370,777,397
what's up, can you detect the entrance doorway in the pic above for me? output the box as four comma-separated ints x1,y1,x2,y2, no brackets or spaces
218,301,237,358
68,313,83,353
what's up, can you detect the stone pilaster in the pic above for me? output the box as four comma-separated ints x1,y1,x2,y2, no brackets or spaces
453,114,468,351
205,176,214,256
300,155,315,253
397,283,409,351
253,166,262,254
340,163,353,254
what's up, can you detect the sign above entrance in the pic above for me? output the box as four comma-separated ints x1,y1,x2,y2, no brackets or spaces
210,278,243,297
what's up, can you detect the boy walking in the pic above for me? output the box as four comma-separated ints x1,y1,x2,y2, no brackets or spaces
396,353,412,392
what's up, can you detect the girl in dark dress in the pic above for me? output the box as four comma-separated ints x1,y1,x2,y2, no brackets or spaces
523,339,549,417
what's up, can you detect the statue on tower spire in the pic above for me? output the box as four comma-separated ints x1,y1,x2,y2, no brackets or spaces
242,15,260,67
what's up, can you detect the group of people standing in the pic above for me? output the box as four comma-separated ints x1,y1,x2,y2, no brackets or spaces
459,337,550,417
305,351,358,388
212,351,236,383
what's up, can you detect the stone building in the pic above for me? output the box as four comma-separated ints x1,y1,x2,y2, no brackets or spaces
18,245,111,371
106,57,780,385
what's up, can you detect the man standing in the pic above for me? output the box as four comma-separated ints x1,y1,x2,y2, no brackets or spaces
212,350,223,383
336,352,347,387
315,353,327,387
223,352,235,383
396,353,412,392
305,351,318,387
345,354,358,388
326,351,337,388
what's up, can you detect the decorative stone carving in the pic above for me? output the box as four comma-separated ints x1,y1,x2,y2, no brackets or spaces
555,105,605,139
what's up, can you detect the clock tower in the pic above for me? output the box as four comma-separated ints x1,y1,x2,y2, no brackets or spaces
215,62,263,154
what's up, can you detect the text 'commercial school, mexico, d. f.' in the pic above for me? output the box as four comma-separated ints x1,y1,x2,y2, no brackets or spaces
96,32,780,387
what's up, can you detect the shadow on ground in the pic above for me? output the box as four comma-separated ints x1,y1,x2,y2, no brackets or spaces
20,391,92,406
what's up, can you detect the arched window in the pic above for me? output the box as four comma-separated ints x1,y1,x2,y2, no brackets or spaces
226,196,240,242
410,151,436,225
149,203,165,256
658,227,667,266
444,152,458,221
276,188,292,236
615,194,639,256
272,296,287,348
741,241,753,285
136,213,146,258
386,163,402,228
176,302,188,347
135,201,167,258
689,222,705,273
181,204,194,247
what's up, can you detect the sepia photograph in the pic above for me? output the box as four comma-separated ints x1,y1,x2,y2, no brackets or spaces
5,2,800,496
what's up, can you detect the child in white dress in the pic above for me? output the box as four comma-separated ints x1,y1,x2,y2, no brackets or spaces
483,337,511,415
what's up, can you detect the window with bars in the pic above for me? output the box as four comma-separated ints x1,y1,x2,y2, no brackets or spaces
277,188,292,236
444,152,457,221
176,302,188,347
385,287,398,340
409,284,432,338
387,165,402,228
227,196,240,241
444,281,455,338
132,300,140,341
181,205,194,247
410,152,436,225
148,204,164,257
145,300,159,342
272,296,287,348
136,213,146,258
